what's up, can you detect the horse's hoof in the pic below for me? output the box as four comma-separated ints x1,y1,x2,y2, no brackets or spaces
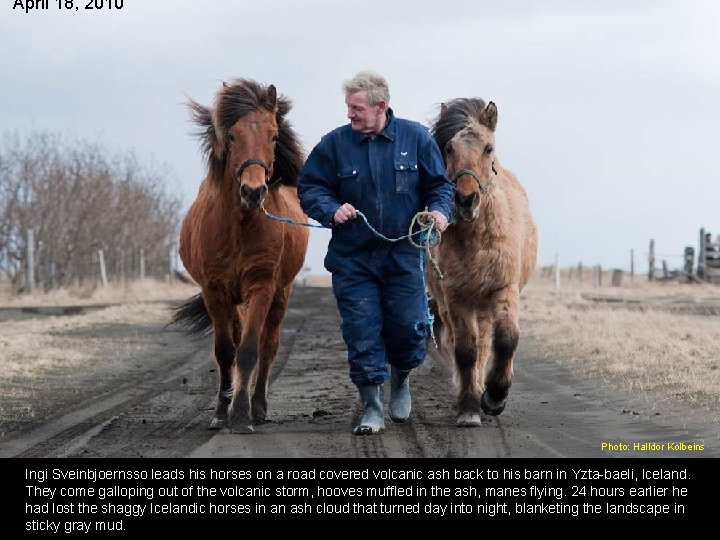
455,413,482,427
233,424,255,434
209,418,225,430
252,412,267,425
480,391,506,416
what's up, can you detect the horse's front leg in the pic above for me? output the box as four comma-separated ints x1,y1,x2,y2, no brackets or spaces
203,291,236,430
229,289,272,432
252,286,291,424
449,304,492,427
481,287,520,416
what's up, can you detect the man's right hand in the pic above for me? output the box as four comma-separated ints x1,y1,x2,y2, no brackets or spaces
334,203,358,224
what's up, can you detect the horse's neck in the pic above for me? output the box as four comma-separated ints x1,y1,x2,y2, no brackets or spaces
204,184,253,232
211,181,240,212
484,182,510,233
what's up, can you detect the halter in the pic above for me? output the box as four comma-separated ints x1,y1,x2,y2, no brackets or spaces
236,159,271,184
453,162,496,194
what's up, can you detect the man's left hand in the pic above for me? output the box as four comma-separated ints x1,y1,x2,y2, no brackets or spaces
429,210,449,232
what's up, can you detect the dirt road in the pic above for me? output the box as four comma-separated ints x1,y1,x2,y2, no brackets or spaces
0,286,716,458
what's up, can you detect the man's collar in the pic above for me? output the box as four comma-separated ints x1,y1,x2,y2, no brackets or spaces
355,108,396,143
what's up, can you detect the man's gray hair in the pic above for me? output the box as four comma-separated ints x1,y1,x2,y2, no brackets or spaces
343,71,390,106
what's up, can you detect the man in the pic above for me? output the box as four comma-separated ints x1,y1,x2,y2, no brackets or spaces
297,71,455,435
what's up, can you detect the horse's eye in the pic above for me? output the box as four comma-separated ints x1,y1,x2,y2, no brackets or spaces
484,144,493,156
271,133,279,143
227,132,235,143
445,143,453,156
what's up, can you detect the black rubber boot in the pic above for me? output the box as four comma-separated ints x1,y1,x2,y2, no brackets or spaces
389,367,411,423
353,384,385,435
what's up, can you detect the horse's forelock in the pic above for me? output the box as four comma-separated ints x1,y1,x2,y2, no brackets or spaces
212,79,269,136
432,98,487,154
459,119,485,141
191,78,304,187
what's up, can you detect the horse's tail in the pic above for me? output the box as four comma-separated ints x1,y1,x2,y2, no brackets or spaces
170,293,213,337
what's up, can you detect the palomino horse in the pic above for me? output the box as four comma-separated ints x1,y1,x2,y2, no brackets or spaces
172,79,308,432
428,98,537,427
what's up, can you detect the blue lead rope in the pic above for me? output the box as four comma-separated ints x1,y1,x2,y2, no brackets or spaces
263,207,435,241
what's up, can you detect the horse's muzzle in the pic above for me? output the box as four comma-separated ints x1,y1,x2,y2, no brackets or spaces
240,184,268,209
455,192,479,222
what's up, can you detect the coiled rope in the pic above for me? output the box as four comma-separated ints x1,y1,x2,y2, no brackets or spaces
262,206,443,279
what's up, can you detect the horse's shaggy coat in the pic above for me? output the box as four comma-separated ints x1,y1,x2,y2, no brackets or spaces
428,98,537,427
172,79,308,431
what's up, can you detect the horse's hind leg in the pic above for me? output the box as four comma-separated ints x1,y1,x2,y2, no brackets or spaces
252,287,291,424
481,287,520,416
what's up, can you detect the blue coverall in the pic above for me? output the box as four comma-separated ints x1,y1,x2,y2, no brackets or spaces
297,109,455,387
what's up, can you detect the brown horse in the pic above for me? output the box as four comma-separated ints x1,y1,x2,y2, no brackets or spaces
428,98,537,427
172,78,309,432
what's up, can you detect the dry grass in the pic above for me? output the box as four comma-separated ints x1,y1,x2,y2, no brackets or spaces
0,279,201,431
520,275,720,417
0,279,199,375
0,278,198,306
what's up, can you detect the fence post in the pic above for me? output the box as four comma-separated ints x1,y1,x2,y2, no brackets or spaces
168,245,175,282
699,228,706,279
684,246,694,279
555,253,560,291
26,228,35,294
630,249,634,281
98,249,108,287
49,261,56,290
648,239,655,281
140,249,145,280
119,248,125,283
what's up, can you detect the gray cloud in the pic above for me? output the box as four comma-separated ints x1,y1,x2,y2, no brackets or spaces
2,0,718,275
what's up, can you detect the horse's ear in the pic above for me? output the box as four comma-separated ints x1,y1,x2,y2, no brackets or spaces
266,84,278,110
440,102,447,115
480,101,498,131
222,81,228,88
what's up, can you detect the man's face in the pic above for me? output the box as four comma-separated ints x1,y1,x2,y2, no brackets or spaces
345,91,386,133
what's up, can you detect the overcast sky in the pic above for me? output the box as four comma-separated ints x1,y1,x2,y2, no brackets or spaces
2,0,718,276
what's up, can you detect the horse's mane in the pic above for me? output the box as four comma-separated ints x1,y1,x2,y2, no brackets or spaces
431,98,487,164
188,78,304,187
